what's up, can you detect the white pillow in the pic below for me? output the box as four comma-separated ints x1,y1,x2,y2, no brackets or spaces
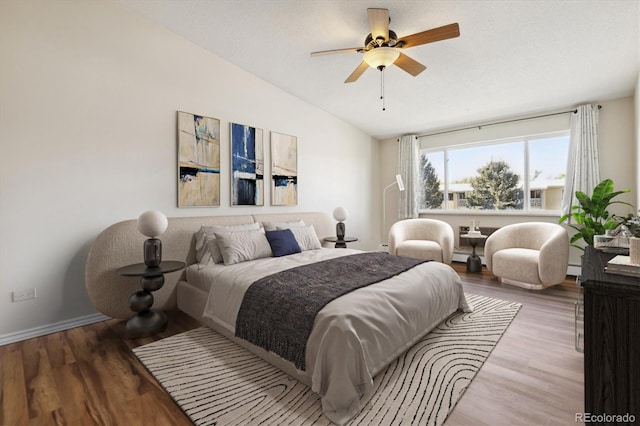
214,229,272,265
279,225,322,251
262,219,305,231
195,222,261,265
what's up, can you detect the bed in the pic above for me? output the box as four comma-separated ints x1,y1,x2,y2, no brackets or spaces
85,212,469,425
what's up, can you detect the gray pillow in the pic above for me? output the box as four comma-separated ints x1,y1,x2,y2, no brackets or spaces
279,225,322,251
214,229,273,265
262,219,305,232
195,222,261,265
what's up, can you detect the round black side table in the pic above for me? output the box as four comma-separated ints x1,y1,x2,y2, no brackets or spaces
323,236,358,248
117,260,185,338
460,234,487,273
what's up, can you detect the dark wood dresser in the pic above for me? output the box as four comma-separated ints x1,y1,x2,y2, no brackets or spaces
581,246,640,423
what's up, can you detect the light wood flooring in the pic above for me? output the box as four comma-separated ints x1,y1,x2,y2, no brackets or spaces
446,264,584,426
1,263,584,426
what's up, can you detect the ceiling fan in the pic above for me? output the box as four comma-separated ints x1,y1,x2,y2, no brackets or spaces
311,8,460,84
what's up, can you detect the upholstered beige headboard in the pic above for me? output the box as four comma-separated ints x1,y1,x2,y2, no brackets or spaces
85,212,334,319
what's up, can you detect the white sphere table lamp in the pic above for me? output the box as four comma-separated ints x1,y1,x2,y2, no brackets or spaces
333,206,348,240
137,210,168,267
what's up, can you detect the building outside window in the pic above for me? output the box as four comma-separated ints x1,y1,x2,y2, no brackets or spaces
530,189,542,209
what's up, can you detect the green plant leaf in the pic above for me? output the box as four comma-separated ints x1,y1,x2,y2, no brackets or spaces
575,191,590,207
570,233,583,244
591,179,614,203
562,178,632,248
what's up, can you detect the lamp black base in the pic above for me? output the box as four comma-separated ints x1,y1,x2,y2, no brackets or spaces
144,238,162,267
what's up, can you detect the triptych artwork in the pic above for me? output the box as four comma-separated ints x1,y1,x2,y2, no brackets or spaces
177,112,221,207
270,132,298,206
177,111,297,207
230,122,264,206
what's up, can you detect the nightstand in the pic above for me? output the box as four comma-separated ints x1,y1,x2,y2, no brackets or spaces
117,260,185,338
460,234,486,272
323,236,358,248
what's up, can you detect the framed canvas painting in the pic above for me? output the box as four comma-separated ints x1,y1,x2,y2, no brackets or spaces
270,131,297,206
230,122,264,206
177,111,220,207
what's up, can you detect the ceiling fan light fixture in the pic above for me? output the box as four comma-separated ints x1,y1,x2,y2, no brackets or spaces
363,47,400,69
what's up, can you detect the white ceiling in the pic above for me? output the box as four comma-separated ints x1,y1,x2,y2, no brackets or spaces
116,0,639,140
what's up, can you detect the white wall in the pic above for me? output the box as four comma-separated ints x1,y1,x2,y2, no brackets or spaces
636,72,640,209
0,0,378,337
379,96,638,269
597,97,637,214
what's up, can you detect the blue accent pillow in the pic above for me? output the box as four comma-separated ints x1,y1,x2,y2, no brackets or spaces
265,229,302,257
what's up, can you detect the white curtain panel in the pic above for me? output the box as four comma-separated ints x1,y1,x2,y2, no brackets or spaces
398,135,419,219
561,104,600,216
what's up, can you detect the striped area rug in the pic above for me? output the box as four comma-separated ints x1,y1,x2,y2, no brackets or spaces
133,294,520,425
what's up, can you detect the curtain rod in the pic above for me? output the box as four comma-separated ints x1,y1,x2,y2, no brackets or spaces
414,105,602,139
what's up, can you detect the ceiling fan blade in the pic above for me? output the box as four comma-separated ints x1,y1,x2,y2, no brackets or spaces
368,8,389,42
397,23,460,49
345,61,370,83
394,52,426,76
310,47,362,57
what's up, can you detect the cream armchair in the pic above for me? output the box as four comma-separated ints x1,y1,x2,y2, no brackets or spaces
484,222,569,290
388,219,454,264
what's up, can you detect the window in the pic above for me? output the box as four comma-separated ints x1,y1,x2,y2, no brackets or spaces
418,132,569,212
530,190,542,209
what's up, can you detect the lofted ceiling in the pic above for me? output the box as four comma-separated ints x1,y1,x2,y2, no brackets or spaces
115,0,639,140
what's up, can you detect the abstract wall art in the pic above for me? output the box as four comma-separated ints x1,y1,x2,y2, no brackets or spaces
270,131,297,206
177,111,220,207
230,122,264,206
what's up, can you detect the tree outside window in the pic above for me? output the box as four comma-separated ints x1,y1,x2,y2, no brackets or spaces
419,154,444,209
466,160,522,210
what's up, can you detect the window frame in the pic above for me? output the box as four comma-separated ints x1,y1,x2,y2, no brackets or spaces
418,130,570,216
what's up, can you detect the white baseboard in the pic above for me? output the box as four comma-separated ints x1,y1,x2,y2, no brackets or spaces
566,265,581,277
452,252,581,277
0,312,110,346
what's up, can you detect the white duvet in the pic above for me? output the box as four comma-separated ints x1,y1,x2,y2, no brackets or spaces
196,248,470,425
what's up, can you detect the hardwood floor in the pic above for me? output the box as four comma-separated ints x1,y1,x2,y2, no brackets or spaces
0,312,201,426
0,263,584,426
446,263,584,426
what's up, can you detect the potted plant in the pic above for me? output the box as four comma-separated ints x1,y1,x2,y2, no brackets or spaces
615,211,640,238
559,179,633,250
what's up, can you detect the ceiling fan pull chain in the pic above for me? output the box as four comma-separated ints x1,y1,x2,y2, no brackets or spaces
380,66,386,111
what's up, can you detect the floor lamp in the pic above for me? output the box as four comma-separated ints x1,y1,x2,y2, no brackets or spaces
382,174,405,246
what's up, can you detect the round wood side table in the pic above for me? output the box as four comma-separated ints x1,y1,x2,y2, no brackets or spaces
323,236,358,248
460,234,487,273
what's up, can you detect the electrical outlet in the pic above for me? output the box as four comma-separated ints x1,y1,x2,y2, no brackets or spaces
12,288,37,302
